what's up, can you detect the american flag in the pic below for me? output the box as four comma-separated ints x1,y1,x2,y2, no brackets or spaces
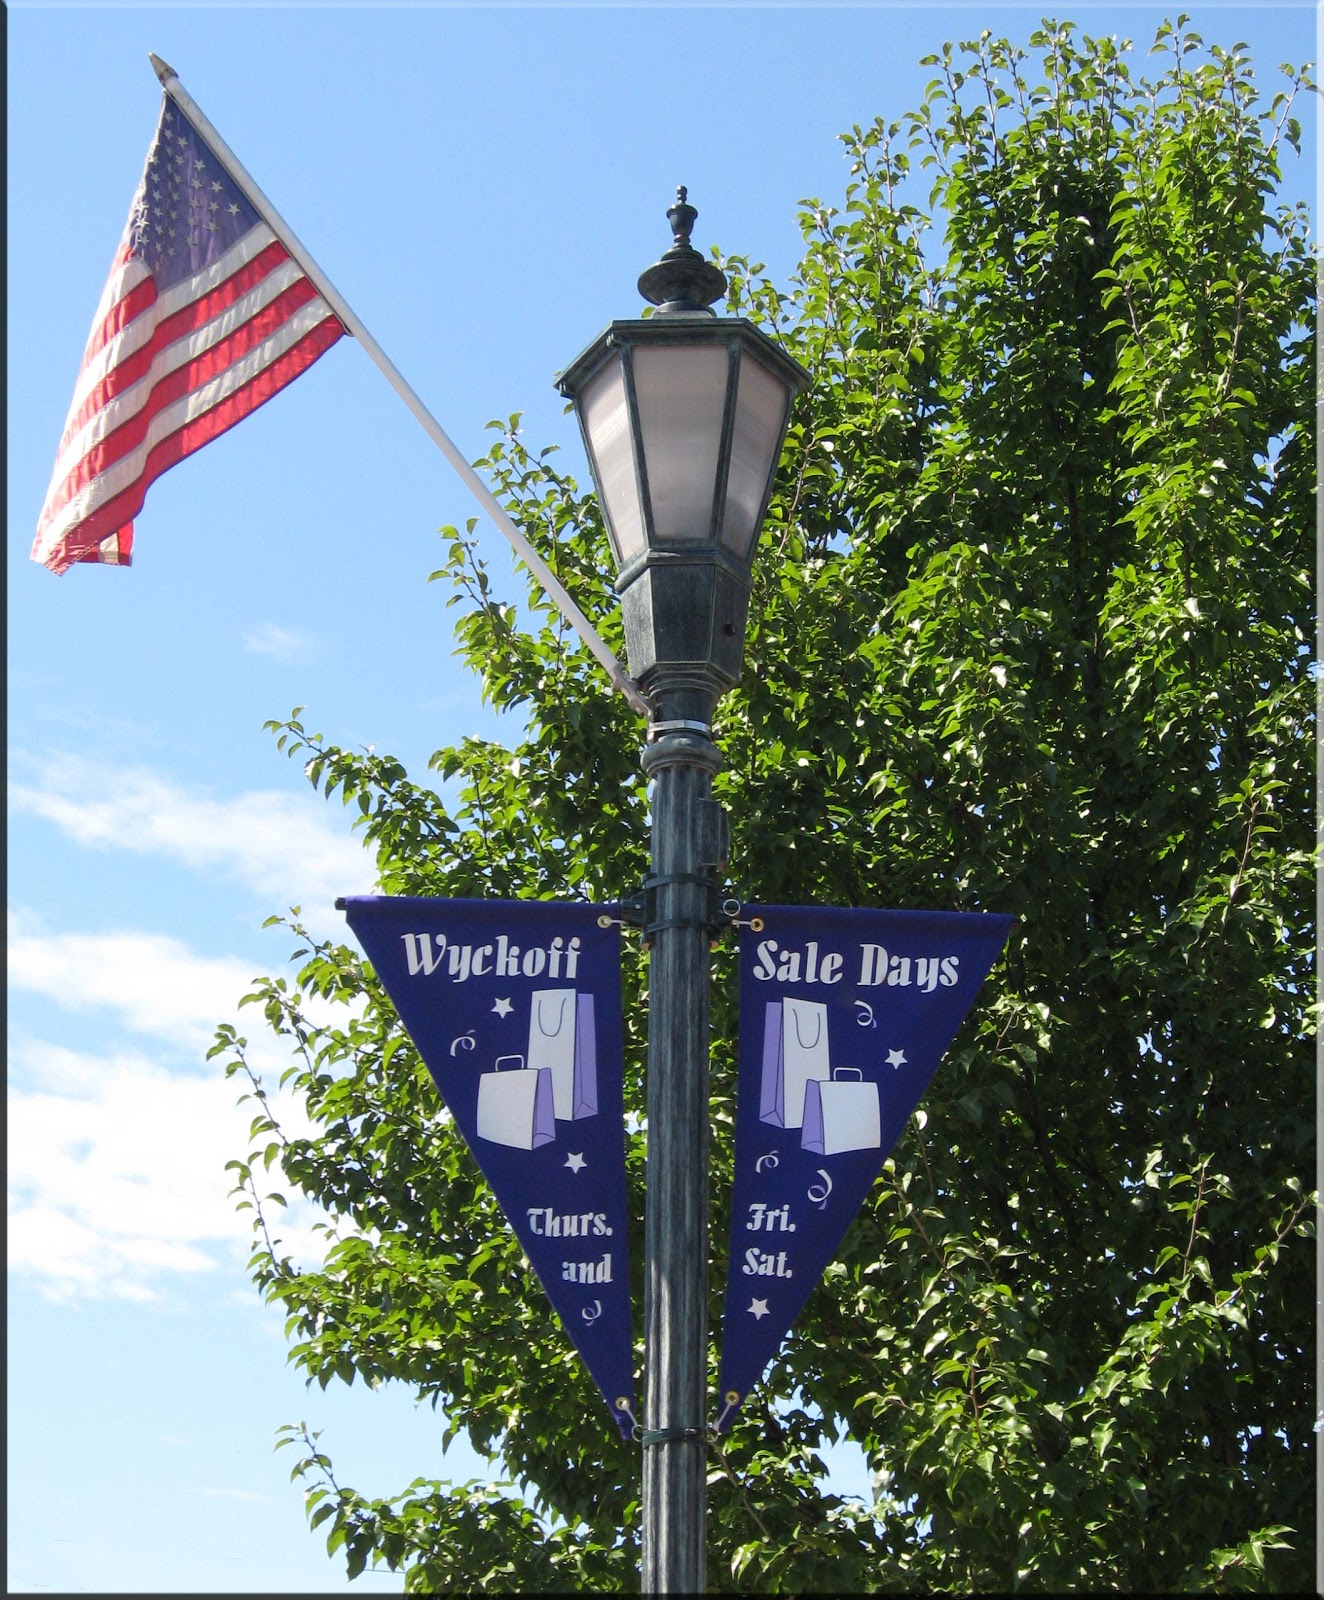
32,95,345,574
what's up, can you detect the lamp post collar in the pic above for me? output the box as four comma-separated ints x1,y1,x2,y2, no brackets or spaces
637,186,728,316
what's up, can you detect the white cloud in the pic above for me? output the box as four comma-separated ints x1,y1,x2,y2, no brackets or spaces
6,750,381,1300
9,912,360,1052
242,622,313,662
8,914,262,1049
9,750,376,924
6,915,368,1302
8,1035,332,1303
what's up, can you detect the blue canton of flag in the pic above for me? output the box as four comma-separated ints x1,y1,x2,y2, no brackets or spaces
127,103,263,284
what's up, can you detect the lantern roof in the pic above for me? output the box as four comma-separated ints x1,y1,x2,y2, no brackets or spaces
556,313,809,406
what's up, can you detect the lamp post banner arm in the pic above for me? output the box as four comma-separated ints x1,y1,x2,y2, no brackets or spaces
715,904,1014,1428
341,894,638,1439
147,55,648,721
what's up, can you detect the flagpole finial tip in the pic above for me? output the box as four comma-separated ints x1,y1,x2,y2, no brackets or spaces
148,53,177,85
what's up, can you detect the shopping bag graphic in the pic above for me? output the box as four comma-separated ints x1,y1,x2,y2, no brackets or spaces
801,1069,881,1156
476,1055,557,1150
759,997,831,1129
528,989,598,1121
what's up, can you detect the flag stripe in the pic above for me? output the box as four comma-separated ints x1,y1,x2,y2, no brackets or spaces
77,262,157,384
40,315,343,574
36,297,341,563
45,255,310,515
77,248,151,363
63,227,281,432
57,241,292,461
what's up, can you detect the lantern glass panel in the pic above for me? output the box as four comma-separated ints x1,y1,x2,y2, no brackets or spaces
633,343,728,540
580,355,646,561
722,352,791,561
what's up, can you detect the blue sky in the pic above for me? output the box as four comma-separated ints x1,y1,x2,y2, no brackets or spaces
8,3,1315,1592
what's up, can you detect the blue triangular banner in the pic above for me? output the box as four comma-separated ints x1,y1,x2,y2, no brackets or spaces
715,904,1013,1430
342,896,637,1439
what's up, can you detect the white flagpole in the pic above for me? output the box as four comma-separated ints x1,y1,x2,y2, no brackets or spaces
148,54,650,721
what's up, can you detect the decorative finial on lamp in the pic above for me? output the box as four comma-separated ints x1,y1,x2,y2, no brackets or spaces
667,186,697,247
637,186,727,315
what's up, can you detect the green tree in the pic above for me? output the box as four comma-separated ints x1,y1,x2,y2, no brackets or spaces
217,18,1315,1592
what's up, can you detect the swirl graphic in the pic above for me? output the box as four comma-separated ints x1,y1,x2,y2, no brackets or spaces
807,1167,834,1208
449,1031,476,1057
581,1300,603,1325
755,1152,780,1174
854,1000,876,1028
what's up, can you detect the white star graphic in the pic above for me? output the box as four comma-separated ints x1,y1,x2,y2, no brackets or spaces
885,1048,907,1068
748,1299,770,1320
492,997,513,1018
565,1153,587,1174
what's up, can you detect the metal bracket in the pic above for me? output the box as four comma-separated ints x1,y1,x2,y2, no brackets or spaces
597,897,645,930
722,899,765,932
641,870,727,945
640,1427,706,1449
696,798,729,871
603,888,760,945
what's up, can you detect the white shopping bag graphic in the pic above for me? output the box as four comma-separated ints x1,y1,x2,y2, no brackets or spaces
476,1055,557,1150
759,997,831,1130
801,1068,881,1156
528,989,598,1121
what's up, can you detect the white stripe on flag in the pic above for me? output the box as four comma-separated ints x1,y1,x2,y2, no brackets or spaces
34,296,337,560
44,254,307,513
63,226,277,421
77,253,151,363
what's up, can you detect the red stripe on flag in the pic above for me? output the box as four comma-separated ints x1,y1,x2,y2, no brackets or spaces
78,272,159,377
42,275,325,524
40,316,344,574
57,241,294,458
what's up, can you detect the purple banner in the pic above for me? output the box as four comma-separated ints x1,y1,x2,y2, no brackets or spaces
715,904,1013,1431
342,896,636,1439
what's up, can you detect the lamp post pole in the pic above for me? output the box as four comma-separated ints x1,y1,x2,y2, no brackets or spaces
639,725,722,1592
556,191,808,1594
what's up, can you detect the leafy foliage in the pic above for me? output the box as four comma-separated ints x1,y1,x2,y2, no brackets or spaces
216,19,1315,1592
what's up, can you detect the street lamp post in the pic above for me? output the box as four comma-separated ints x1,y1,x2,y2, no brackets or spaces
558,191,809,1594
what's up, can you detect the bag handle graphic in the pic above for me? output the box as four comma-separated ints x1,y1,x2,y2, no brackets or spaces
494,1054,526,1072
534,995,571,1037
832,1067,864,1081
791,1006,823,1049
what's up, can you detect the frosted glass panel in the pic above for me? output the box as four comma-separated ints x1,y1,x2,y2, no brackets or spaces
632,344,728,541
580,357,645,561
723,353,789,560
